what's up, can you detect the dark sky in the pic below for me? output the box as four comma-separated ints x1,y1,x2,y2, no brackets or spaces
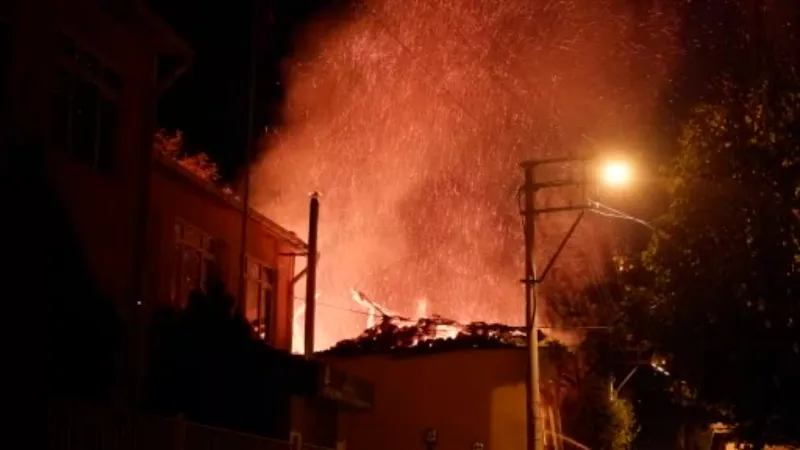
148,0,349,180
148,0,798,181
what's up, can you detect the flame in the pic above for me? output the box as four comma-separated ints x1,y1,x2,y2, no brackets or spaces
291,293,320,354
415,297,428,319
292,288,540,353
253,0,681,352
333,288,530,351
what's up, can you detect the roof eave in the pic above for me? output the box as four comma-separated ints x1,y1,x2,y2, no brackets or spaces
153,155,308,252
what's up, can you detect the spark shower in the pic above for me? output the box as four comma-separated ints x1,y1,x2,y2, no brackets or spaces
252,0,680,351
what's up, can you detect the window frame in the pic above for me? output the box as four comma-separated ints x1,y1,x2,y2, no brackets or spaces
171,218,220,307
244,255,277,342
50,31,121,174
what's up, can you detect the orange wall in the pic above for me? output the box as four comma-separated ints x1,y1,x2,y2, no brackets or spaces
290,395,342,448
148,164,298,351
327,349,561,450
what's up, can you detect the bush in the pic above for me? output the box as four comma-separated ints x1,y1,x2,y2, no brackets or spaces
564,375,638,450
146,278,298,437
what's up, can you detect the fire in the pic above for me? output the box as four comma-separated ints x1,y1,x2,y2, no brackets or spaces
293,288,533,354
255,0,681,351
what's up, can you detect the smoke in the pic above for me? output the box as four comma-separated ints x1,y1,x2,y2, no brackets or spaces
252,0,680,350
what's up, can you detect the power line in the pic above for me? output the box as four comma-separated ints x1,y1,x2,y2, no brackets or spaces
294,296,376,317
295,296,614,330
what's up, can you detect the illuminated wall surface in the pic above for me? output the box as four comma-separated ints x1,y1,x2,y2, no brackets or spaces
326,348,562,450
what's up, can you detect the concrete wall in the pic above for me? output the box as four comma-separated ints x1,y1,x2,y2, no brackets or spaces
290,395,342,448
326,348,562,450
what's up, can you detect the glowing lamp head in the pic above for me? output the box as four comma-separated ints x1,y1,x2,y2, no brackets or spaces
600,160,632,187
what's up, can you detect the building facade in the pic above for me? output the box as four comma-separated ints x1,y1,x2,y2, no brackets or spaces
3,0,305,351
324,347,570,450
4,3,367,448
4,0,191,314
147,154,306,350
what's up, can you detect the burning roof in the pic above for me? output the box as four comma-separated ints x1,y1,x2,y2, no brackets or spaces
321,314,548,358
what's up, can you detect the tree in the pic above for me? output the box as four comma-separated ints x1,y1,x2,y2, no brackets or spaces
628,78,800,447
146,277,302,438
153,129,222,183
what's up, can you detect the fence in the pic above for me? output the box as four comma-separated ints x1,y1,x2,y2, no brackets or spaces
47,401,332,450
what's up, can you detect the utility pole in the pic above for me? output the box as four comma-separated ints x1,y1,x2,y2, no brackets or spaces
522,166,542,450
304,192,320,358
520,156,592,450
238,0,260,315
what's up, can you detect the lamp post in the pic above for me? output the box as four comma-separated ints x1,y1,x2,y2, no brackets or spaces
519,155,631,450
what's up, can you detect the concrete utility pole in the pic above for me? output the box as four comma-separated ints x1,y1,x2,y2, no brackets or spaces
304,192,320,358
520,156,593,450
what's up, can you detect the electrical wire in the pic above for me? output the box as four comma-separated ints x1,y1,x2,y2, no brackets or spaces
589,199,655,230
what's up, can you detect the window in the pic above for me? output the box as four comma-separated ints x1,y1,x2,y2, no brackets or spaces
245,257,277,341
171,220,220,307
50,33,120,174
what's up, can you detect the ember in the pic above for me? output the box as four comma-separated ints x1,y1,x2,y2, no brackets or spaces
254,0,680,350
308,289,547,355
323,312,547,357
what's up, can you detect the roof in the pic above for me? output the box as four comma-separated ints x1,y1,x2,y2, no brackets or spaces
320,316,550,359
153,153,308,251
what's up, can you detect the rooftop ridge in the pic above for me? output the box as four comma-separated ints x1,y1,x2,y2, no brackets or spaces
152,152,307,251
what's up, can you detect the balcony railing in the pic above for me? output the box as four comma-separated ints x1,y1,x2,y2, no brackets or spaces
47,401,332,450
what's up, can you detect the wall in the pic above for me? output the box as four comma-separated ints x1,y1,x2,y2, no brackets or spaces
326,348,563,450
148,161,299,351
10,0,157,313
290,395,341,448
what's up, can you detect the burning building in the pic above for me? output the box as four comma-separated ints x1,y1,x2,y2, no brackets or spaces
319,317,580,450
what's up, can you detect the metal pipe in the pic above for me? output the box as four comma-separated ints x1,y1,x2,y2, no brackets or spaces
304,192,320,358
522,166,543,450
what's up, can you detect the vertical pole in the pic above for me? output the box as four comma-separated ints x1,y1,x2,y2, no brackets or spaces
523,166,543,450
239,0,259,321
304,192,320,357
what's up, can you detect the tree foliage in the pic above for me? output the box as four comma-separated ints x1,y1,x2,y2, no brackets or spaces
561,373,638,450
153,129,222,183
627,78,800,446
146,278,313,438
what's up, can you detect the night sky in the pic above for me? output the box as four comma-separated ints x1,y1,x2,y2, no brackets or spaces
148,0,350,180
149,0,798,181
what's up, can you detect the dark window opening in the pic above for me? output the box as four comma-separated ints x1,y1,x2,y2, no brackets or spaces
51,33,121,174
51,67,118,174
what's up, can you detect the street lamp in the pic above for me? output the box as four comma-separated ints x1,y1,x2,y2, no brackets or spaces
519,155,632,450
599,160,632,187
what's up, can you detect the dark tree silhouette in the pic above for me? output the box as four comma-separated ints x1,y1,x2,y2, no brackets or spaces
596,77,800,449
146,277,315,438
